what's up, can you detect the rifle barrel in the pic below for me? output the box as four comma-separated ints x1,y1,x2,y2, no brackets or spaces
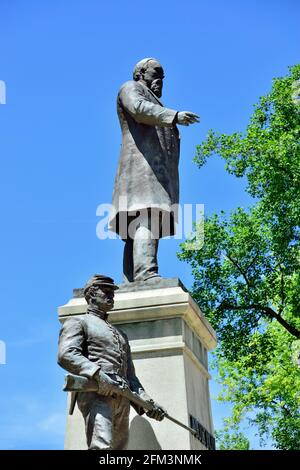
64,374,197,438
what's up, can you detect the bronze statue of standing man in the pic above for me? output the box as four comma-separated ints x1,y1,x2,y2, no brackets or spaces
109,58,199,282
58,275,165,450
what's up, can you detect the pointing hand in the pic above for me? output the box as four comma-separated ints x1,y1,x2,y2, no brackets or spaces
177,111,200,126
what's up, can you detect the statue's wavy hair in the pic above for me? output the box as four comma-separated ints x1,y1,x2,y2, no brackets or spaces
133,58,158,81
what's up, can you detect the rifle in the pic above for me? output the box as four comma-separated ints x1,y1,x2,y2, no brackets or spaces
64,373,197,438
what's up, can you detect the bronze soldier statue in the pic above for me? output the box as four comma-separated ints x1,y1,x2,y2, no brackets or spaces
109,58,199,282
58,275,164,450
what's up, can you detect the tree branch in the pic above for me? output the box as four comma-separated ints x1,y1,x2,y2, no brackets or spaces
245,251,260,272
226,253,252,291
219,302,300,338
278,267,286,316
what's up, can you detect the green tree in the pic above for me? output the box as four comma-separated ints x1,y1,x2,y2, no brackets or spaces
179,65,300,449
215,429,250,450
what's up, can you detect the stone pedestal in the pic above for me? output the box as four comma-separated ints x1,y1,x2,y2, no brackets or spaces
58,278,217,450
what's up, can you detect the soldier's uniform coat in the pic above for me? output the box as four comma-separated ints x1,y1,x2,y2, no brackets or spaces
58,311,145,449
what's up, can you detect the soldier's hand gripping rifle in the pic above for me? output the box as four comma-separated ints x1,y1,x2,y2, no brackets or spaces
64,373,197,438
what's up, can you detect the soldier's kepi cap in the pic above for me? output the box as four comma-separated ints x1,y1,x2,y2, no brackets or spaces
83,274,119,297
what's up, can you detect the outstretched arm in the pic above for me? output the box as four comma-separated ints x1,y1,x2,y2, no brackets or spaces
120,82,200,127
119,81,177,127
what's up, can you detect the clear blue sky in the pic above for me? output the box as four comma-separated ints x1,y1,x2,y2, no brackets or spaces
0,0,299,449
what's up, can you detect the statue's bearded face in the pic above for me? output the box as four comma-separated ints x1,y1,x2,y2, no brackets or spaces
143,61,164,98
91,285,115,312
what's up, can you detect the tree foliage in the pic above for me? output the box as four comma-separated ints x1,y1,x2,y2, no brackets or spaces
179,65,300,449
195,64,300,251
215,429,250,450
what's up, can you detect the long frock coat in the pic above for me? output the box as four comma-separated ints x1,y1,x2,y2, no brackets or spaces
109,80,180,237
